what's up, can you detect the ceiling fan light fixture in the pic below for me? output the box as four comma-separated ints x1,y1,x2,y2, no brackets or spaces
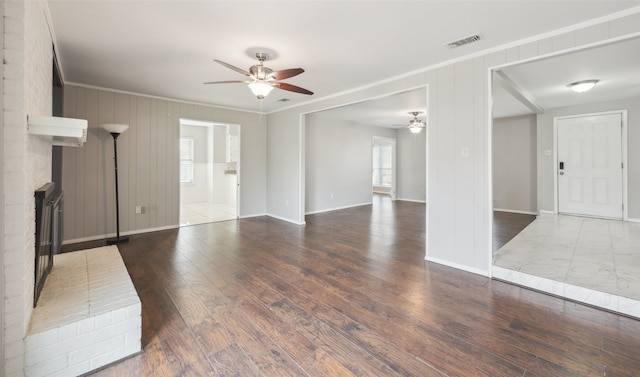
406,111,426,133
248,81,273,99
409,124,423,134
568,79,598,93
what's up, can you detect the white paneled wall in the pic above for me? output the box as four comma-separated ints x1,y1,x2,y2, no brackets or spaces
396,127,427,202
62,86,267,242
493,115,537,214
305,114,396,214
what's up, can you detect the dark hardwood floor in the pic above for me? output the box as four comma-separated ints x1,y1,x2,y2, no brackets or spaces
493,211,536,252
65,197,640,376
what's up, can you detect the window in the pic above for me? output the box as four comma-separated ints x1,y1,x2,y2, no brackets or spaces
372,144,392,186
180,137,194,183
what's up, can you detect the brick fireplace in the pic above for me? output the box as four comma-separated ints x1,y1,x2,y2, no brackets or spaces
26,246,141,376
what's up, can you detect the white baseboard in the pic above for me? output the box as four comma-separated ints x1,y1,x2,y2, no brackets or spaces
239,213,267,219
493,208,537,215
425,255,490,277
627,217,640,223
63,224,179,245
539,209,556,215
305,201,372,215
266,213,306,225
396,198,427,204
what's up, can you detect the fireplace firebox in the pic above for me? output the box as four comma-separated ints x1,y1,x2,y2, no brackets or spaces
34,182,63,306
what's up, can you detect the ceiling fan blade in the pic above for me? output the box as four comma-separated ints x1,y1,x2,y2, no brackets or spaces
276,82,314,95
214,60,250,76
271,68,304,80
203,80,251,85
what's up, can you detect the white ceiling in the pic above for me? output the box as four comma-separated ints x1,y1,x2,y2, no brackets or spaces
493,36,640,118
47,1,640,126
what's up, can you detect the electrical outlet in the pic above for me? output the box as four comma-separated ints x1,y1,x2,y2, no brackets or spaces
141,206,146,214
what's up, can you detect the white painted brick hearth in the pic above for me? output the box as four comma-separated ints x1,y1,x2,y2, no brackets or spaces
25,246,141,377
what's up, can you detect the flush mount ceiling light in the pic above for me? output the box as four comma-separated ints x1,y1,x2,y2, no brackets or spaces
568,80,598,93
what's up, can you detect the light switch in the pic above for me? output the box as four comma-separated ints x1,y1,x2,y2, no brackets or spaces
544,149,552,156
461,146,470,158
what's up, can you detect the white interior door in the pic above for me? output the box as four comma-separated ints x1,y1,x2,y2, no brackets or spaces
557,113,622,219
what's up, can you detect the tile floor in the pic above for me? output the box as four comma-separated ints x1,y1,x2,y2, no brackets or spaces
493,213,640,316
180,202,236,226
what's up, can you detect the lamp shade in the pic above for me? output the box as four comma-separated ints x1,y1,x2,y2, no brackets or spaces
248,81,274,99
409,125,422,134
101,123,129,134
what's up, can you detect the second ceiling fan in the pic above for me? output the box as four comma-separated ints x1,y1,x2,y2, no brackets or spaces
393,111,426,133
205,52,313,99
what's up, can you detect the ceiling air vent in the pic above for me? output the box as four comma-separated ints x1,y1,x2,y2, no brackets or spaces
445,34,481,49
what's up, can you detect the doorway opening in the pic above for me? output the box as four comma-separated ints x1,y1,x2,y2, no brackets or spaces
301,86,427,222
179,118,239,226
489,36,639,316
372,136,396,200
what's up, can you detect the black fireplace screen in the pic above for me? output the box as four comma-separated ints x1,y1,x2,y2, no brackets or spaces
34,182,63,306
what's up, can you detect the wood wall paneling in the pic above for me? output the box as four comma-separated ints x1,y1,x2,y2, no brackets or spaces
97,90,115,236
85,89,99,237
62,86,265,241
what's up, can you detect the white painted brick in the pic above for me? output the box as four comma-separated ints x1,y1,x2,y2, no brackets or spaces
68,334,125,366
89,316,139,345
77,317,96,335
94,311,113,328
111,307,127,324
89,347,134,371
5,323,24,343
58,322,78,341
4,245,26,267
4,15,24,30
25,327,58,351
3,60,25,78
5,110,27,125
6,338,26,359
24,355,67,377
6,305,27,327
125,328,142,349
4,124,28,142
6,355,26,376
25,332,92,366
24,248,141,376
4,92,26,110
4,232,24,251
48,361,91,377
127,302,142,318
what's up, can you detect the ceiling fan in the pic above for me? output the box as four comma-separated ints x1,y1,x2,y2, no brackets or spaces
394,111,427,133
204,52,313,99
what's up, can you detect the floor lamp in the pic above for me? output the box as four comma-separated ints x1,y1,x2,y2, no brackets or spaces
102,123,130,244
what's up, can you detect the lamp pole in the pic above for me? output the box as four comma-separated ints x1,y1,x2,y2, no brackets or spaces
102,124,130,244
